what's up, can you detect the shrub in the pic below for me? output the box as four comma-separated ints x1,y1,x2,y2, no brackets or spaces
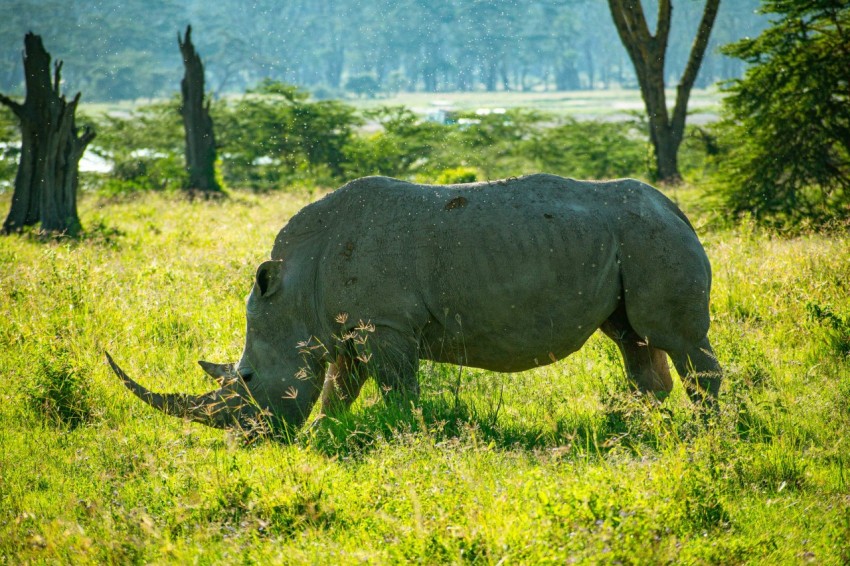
214,80,360,189
434,166,478,185
25,348,94,429
0,105,20,192
343,106,449,180
79,86,669,195
86,99,186,194
526,118,649,180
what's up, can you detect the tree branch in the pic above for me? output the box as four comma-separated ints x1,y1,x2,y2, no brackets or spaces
671,0,721,136
0,92,24,118
79,124,96,147
53,60,63,95
656,0,673,56
626,0,652,42
608,1,646,67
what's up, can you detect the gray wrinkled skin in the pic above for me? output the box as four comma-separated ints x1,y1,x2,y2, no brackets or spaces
110,174,722,436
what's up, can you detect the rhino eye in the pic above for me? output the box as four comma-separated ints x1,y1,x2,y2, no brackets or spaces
238,368,254,382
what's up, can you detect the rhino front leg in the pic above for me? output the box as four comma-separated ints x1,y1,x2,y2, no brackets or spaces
320,355,366,417
670,336,722,410
368,330,420,407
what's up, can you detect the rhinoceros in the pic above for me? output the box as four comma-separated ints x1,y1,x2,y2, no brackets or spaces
107,174,722,436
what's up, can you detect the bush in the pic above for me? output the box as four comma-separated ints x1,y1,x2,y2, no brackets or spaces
86,99,186,194
214,80,360,189
434,166,478,185
342,106,449,180
80,84,669,196
0,105,20,193
526,118,649,180
25,349,94,429
448,109,545,179
346,108,653,183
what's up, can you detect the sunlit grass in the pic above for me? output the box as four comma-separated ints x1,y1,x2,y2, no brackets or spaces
1,185,848,563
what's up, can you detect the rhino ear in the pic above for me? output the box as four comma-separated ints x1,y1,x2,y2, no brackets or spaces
255,260,283,298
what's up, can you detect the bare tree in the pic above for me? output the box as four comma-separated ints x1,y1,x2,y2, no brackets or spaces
607,0,720,183
0,33,94,236
178,25,221,194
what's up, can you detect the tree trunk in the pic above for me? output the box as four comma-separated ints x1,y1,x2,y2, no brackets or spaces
583,40,596,89
0,33,94,237
555,57,581,91
607,0,720,183
178,25,221,194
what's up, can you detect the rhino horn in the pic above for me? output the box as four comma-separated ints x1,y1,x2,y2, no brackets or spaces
106,352,255,431
198,360,237,385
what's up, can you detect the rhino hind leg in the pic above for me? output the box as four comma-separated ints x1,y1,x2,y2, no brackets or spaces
600,303,674,397
669,337,722,409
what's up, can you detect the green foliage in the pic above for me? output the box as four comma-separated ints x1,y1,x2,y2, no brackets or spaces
526,117,649,180
0,105,19,192
79,87,716,194
448,109,547,179
434,167,478,185
452,111,652,181
346,107,653,184
214,81,360,189
342,106,447,180
712,0,850,225
87,100,186,194
1,188,850,562
25,347,94,429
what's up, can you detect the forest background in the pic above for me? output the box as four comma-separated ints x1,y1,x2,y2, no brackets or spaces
0,0,766,100
0,1,773,221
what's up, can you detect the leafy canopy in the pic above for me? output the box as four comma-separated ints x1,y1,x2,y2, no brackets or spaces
86,82,665,193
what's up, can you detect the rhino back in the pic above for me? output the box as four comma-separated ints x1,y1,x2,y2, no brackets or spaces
271,175,702,372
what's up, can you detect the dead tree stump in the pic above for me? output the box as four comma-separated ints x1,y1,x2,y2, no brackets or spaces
0,33,95,236
178,25,221,195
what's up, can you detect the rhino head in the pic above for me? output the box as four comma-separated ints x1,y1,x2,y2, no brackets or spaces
107,259,325,438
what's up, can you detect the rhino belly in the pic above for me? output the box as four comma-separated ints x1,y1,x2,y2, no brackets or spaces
415,234,622,372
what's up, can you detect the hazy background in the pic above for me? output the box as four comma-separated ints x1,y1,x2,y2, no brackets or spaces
0,0,767,102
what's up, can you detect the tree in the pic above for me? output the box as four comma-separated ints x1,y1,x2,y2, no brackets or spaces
715,0,850,224
178,25,221,194
0,33,94,236
214,80,359,188
607,0,720,182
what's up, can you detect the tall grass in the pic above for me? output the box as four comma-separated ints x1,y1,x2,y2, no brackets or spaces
1,186,849,563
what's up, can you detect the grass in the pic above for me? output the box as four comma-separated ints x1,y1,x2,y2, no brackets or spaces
345,87,721,121
1,184,849,564
80,87,722,121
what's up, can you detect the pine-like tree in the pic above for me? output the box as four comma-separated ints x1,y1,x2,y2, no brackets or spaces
716,0,850,223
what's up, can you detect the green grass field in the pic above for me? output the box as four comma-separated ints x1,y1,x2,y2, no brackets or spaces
346,87,721,120
81,87,722,121
1,185,848,564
